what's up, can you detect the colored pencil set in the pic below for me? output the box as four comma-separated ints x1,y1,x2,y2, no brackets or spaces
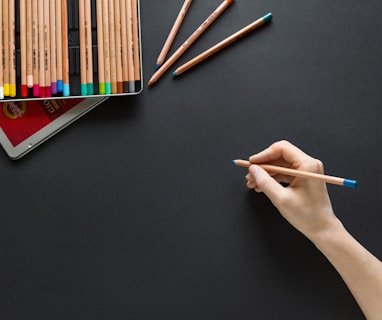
0,0,141,100
148,0,272,86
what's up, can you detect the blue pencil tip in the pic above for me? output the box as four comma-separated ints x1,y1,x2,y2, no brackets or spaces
343,179,358,188
156,63,161,70
172,71,177,76
263,13,273,22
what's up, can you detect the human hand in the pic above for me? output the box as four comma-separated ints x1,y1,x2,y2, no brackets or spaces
245,140,339,239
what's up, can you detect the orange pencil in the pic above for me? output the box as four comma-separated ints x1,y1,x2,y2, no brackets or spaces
173,13,272,76
155,0,192,69
147,0,234,86
232,159,358,188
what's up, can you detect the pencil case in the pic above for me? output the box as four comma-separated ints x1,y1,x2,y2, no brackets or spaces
0,0,143,102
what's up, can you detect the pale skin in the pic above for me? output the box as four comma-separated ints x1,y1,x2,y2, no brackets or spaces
244,140,382,320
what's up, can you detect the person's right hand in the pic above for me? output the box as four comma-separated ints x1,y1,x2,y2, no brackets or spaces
245,140,339,240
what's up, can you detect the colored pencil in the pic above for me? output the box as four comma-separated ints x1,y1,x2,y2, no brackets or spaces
0,0,3,99
79,0,87,95
173,13,272,76
56,0,63,93
38,0,45,97
62,0,70,96
85,0,94,94
20,0,28,96
50,0,57,94
156,0,192,69
114,0,123,93
108,0,117,93
232,159,358,188
96,0,106,94
43,0,51,97
9,0,16,97
32,0,39,96
147,0,234,86
2,0,9,96
119,0,129,92
131,0,141,89
102,0,111,94
26,0,33,88
126,0,135,92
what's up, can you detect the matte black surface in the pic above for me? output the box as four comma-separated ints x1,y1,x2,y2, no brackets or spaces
1,1,381,319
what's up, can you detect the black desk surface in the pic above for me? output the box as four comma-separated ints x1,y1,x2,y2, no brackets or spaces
1,1,381,319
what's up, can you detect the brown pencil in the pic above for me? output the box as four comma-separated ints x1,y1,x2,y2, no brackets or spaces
114,0,123,93
2,0,9,96
147,0,234,86
119,0,129,92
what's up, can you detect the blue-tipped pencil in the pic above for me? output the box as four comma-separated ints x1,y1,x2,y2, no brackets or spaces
173,12,272,76
233,159,358,188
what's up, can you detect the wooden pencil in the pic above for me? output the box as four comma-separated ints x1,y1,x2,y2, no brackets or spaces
43,0,51,97
114,0,123,93
96,0,105,94
233,159,358,188
56,0,63,93
119,0,129,92
131,0,141,89
79,0,87,95
0,0,3,99
85,0,94,94
20,0,27,96
62,0,70,96
108,0,117,93
147,0,234,86
38,0,45,97
9,0,16,97
50,0,57,94
155,0,192,69
26,0,33,88
102,0,111,94
2,0,9,97
173,13,272,76
32,0,39,96
126,0,135,92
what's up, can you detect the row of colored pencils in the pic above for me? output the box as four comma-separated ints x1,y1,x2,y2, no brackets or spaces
0,0,141,100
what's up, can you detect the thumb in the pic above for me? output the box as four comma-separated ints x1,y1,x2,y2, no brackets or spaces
249,165,286,203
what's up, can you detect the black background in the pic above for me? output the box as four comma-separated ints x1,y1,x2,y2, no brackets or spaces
1,0,382,319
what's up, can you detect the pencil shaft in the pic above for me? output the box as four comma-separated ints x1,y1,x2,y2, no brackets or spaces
2,0,9,96
50,0,57,94
114,0,123,93
156,0,192,68
131,0,141,84
0,0,3,99
174,13,272,76
233,159,357,188
26,0,33,88
20,0,28,96
62,0,70,96
108,0,117,93
96,0,105,94
32,0,39,96
102,0,111,93
148,0,233,86
56,0,63,92
126,0,135,92
9,0,16,97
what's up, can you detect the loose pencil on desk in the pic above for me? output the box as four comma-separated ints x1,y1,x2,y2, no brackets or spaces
147,0,234,86
155,0,192,69
173,13,272,76
232,159,358,188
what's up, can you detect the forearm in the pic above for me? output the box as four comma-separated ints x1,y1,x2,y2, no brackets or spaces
308,219,382,320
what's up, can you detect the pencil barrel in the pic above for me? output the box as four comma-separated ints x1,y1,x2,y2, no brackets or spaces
0,0,142,100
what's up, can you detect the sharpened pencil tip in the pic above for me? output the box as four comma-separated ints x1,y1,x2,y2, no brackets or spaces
172,71,177,76
156,63,161,70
